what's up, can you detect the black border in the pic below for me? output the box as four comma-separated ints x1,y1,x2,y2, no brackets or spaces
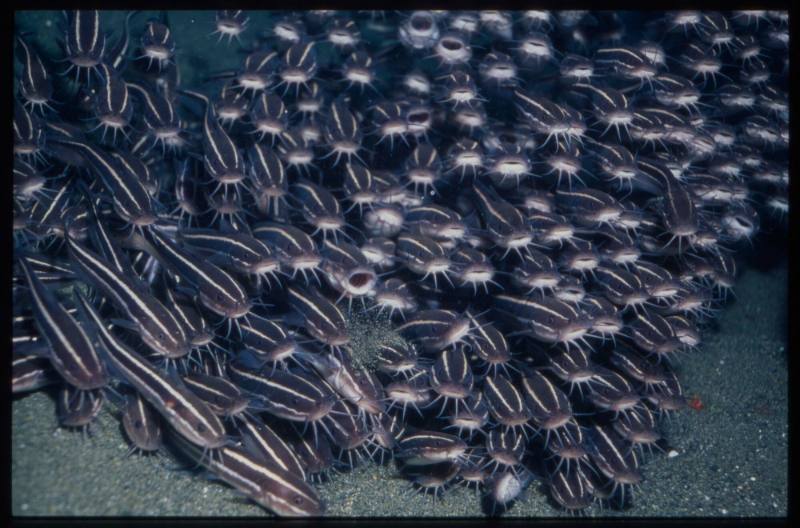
5,2,795,527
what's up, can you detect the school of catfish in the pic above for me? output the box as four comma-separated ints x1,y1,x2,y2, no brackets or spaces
12,10,789,516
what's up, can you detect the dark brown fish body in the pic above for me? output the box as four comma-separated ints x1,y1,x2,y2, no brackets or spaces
122,392,163,453
57,386,104,430
494,294,592,346
18,257,109,390
397,429,467,466
483,375,532,430
397,309,471,352
286,286,350,348
168,426,324,517
228,359,336,425
12,349,60,394
183,373,250,418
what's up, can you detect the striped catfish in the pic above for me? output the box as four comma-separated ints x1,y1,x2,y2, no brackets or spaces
17,256,108,390
65,235,190,359
75,291,227,449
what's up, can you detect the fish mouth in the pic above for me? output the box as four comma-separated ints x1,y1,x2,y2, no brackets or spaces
217,20,242,32
630,429,661,444
274,26,300,42
568,66,593,77
407,111,431,125
440,39,464,52
526,275,560,290
281,70,309,84
549,226,574,240
382,122,407,136
218,108,244,121
287,151,313,165
624,293,648,307
456,152,481,166
14,144,38,155
292,256,321,270
610,396,641,412
332,141,360,154
143,333,189,360
297,100,320,113
654,340,681,356
461,269,493,284
523,41,548,55
226,302,252,319
652,286,679,299
695,60,721,73
487,65,515,79
144,46,172,61
593,320,622,334
330,32,355,46
307,400,336,423
571,256,598,270
612,252,639,264
441,319,471,347
269,343,297,362
154,128,181,140
456,112,483,127
596,210,621,223
356,397,383,416
557,290,584,303
376,293,413,311
99,114,128,128
505,233,532,249
452,89,476,102
316,218,344,232
440,226,465,240
671,224,700,238
408,169,434,184
351,186,379,202
345,69,371,84
411,13,433,31
369,207,404,225
497,159,528,174
615,471,643,486
70,55,102,68
560,325,588,343
500,414,531,428
361,247,386,263
259,186,287,199
426,260,451,275
434,383,471,400
346,269,377,295
238,76,267,90
253,260,281,275
190,332,214,347
203,295,251,320
216,171,245,184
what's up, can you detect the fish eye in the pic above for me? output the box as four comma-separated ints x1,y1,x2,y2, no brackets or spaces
293,496,304,505
134,420,143,429
292,396,300,405
196,423,207,433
